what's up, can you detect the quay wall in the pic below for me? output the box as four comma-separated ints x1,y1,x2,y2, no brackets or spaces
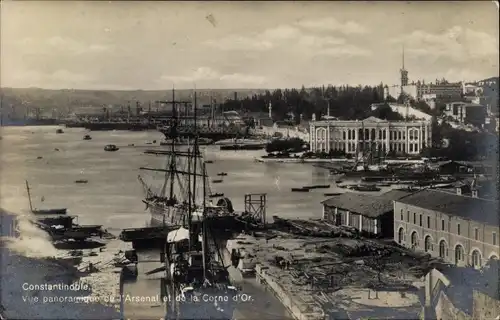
255,264,324,320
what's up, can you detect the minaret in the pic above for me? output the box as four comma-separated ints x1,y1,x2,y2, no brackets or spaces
268,102,272,119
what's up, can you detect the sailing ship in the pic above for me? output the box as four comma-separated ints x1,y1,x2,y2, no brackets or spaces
138,89,240,233
142,90,239,319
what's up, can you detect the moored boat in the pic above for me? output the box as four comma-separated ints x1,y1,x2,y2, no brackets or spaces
104,144,119,152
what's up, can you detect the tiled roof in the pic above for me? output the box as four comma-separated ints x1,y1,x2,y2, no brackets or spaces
395,189,499,227
322,190,412,218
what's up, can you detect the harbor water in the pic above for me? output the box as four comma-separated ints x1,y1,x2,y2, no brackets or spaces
1,126,346,318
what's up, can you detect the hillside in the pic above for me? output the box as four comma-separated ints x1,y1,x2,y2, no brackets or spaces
0,87,269,117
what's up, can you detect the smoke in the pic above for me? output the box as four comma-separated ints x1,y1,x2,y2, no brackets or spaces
2,213,59,258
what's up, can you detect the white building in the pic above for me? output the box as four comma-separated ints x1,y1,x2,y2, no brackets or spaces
385,82,463,101
309,116,432,155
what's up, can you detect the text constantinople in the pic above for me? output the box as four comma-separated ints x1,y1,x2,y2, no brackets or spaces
22,294,254,304
22,282,90,291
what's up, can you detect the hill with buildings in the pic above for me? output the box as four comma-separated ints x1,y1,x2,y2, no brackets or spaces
0,87,268,118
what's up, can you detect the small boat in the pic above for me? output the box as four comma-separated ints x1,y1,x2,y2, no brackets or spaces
37,156,43,159
104,144,119,152
291,188,310,192
335,180,343,183
128,144,135,147
377,182,392,187
212,179,223,184
324,192,341,196
219,144,265,151
56,129,64,134
205,160,214,164
209,193,224,198
352,184,381,192
54,148,60,151
217,172,228,176
303,184,330,189
74,179,88,184
83,135,92,140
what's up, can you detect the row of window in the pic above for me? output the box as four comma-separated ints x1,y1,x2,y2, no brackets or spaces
399,209,497,245
315,127,428,143
397,229,489,267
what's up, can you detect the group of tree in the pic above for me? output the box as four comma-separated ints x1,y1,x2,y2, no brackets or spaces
222,84,386,123
421,117,497,161
265,137,309,154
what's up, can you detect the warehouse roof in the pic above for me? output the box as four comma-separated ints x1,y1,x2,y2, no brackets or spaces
322,190,412,218
395,189,499,227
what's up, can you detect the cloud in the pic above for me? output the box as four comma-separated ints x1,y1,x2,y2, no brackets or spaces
295,17,369,34
391,26,499,62
317,45,371,57
160,67,267,86
17,36,111,55
203,24,368,58
203,36,273,51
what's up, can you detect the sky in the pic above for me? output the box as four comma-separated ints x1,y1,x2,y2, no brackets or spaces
1,1,499,90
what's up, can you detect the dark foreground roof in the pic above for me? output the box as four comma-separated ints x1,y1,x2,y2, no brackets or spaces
396,189,499,227
322,190,412,218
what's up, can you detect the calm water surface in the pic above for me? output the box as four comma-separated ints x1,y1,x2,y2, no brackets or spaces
2,125,340,319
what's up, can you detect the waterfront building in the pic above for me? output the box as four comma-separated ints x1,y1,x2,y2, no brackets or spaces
394,189,499,267
321,190,412,238
309,116,432,155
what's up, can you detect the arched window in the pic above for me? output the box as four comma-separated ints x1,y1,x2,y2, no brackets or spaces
371,129,376,140
398,227,404,244
348,130,351,140
471,250,482,268
439,240,447,258
378,130,382,140
490,255,499,261
425,235,432,252
343,131,346,140
411,231,418,248
455,244,464,264
409,130,414,140
383,130,386,140
365,129,369,140
358,129,363,140
398,131,402,140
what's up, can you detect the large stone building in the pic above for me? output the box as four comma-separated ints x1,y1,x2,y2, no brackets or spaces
394,189,499,268
322,190,412,238
385,82,463,101
309,116,432,155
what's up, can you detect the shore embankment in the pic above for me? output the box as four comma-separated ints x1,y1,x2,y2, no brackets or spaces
0,209,120,319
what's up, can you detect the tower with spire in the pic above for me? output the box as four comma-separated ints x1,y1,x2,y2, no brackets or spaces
400,46,409,95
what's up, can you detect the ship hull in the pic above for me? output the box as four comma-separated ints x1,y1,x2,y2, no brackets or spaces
147,202,187,227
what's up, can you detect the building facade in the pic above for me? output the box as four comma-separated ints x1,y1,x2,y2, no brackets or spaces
394,189,499,268
385,82,463,101
444,102,488,126
309,116,432,155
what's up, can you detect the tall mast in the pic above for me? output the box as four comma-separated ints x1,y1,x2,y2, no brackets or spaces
25,180,33,212
187,147,192,241
201,162,207,280
192,90,198,206
168,88,176,200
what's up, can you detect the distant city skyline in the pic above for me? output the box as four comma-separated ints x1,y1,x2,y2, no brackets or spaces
1,1,498,90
